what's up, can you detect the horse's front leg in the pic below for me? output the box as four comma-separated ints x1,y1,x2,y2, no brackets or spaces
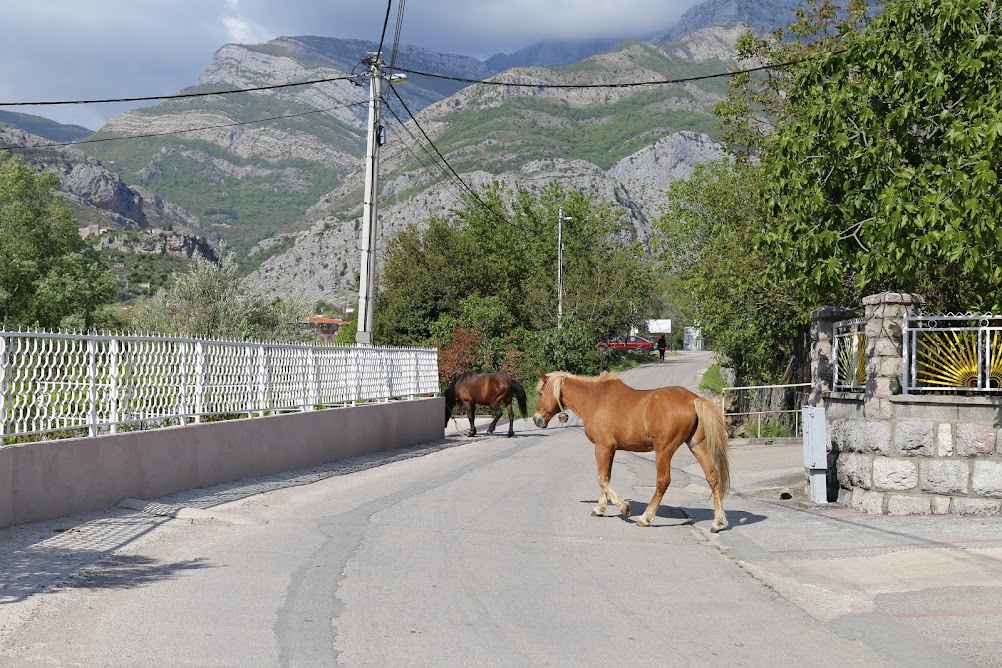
592,444,631,518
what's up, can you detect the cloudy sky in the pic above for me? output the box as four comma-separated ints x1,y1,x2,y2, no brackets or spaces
0,0,703,130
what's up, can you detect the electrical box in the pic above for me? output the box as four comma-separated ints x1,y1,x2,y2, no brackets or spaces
802,405,828,503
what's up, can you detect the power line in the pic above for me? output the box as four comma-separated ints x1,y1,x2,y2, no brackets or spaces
375,0,393,60
387,85,529,233
392,54,825,90
0,100,369,151
381,98,464,197
0,75,355,108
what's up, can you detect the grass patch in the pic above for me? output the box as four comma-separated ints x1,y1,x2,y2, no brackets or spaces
699,363,726,395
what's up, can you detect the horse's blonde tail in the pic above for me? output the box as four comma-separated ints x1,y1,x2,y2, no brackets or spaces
693,397,730,496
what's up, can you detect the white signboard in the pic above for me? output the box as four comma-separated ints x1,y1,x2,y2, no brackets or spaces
646,319,672,333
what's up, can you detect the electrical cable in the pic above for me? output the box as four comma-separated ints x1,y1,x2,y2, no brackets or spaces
375,0,393,59
392,53,830,90
382,98,463,196
0,76,355,108
387,85,529,233
0,100,369,151
389,0,407,74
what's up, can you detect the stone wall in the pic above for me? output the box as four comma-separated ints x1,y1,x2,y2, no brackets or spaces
814,291,1002,516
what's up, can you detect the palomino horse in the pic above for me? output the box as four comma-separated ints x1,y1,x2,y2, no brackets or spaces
533,371,731,531
444,372,528,438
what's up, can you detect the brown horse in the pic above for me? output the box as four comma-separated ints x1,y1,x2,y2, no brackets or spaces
533,371,731,531
444,372,528,438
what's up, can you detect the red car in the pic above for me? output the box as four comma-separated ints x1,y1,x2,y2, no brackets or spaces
596,335,655,351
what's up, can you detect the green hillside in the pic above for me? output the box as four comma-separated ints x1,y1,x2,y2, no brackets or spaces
390,44,729,177
83,95,365,254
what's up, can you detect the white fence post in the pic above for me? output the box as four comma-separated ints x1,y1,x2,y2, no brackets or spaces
0,333,8,442
87,337,98,438
109,338,119,435
194,341,205,423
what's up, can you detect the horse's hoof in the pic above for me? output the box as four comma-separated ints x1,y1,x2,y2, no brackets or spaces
505,432,514,438
620,503,632,517
636,516,650,527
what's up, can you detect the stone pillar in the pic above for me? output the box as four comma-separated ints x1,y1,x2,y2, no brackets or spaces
809,306,857,407
862,292,924,418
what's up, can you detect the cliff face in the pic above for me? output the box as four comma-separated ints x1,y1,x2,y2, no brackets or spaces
651,0,805,43
0,124,218,261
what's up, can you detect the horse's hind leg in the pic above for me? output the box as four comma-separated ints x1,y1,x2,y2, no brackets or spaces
504,399,515,438
689,440,728,532
592,445,631,518
636,443,683,527
486,403,503,434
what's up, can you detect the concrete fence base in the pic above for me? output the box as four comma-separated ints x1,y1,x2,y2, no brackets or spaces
0,397,445,528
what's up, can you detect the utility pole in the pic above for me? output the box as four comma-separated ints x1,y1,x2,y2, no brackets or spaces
354,53,405,344
557,208,572,329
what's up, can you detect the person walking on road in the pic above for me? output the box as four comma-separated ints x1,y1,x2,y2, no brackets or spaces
657,334,667,362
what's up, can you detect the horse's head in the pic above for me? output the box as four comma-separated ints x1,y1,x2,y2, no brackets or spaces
533,371,569,428
443,382,456,426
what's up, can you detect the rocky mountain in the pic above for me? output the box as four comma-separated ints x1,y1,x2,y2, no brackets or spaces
0,123,218,260
81,36,499,256
650,0,804,44
0,110,93,143
242,30,739,307
485,38,623,71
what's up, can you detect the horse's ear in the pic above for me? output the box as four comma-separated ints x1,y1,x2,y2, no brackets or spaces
537,371,548,382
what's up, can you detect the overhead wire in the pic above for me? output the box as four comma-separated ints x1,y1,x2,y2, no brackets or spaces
386,84,529,233
392,52,831,89
0,76,355,108
0,100,370,151
381,96,464,198
388,0,407,74
375,0,393,59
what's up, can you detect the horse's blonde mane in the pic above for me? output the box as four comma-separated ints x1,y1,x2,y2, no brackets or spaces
541,371,621,404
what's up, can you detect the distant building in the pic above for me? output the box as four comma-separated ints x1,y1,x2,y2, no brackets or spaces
301,315,348,340
683,327,704,351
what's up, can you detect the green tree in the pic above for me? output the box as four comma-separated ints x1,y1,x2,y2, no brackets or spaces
655,160,808,382
715,0,875,158
375,183,653,382
762,0,1002,311
0,153,114,329
129,255,309,339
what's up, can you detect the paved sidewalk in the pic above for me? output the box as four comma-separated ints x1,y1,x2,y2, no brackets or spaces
668,441,1002,668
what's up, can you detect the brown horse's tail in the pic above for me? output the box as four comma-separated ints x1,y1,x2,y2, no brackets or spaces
511,379,528,419
693,396,730,496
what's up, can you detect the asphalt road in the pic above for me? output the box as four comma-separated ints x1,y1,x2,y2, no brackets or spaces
1,351,998,666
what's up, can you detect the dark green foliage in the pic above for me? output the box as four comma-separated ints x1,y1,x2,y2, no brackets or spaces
0,153,114,329
374,183,654,385
101,250,192,303
762,0,1002,311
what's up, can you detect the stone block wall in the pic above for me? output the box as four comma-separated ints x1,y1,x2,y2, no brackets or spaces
813,291,1002,516
827,393,1002,515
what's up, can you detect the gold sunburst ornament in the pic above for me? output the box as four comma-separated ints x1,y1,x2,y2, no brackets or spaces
836,332,866,388
915,329,1002,389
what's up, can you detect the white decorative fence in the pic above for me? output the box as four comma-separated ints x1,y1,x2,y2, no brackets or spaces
0,330,440,441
